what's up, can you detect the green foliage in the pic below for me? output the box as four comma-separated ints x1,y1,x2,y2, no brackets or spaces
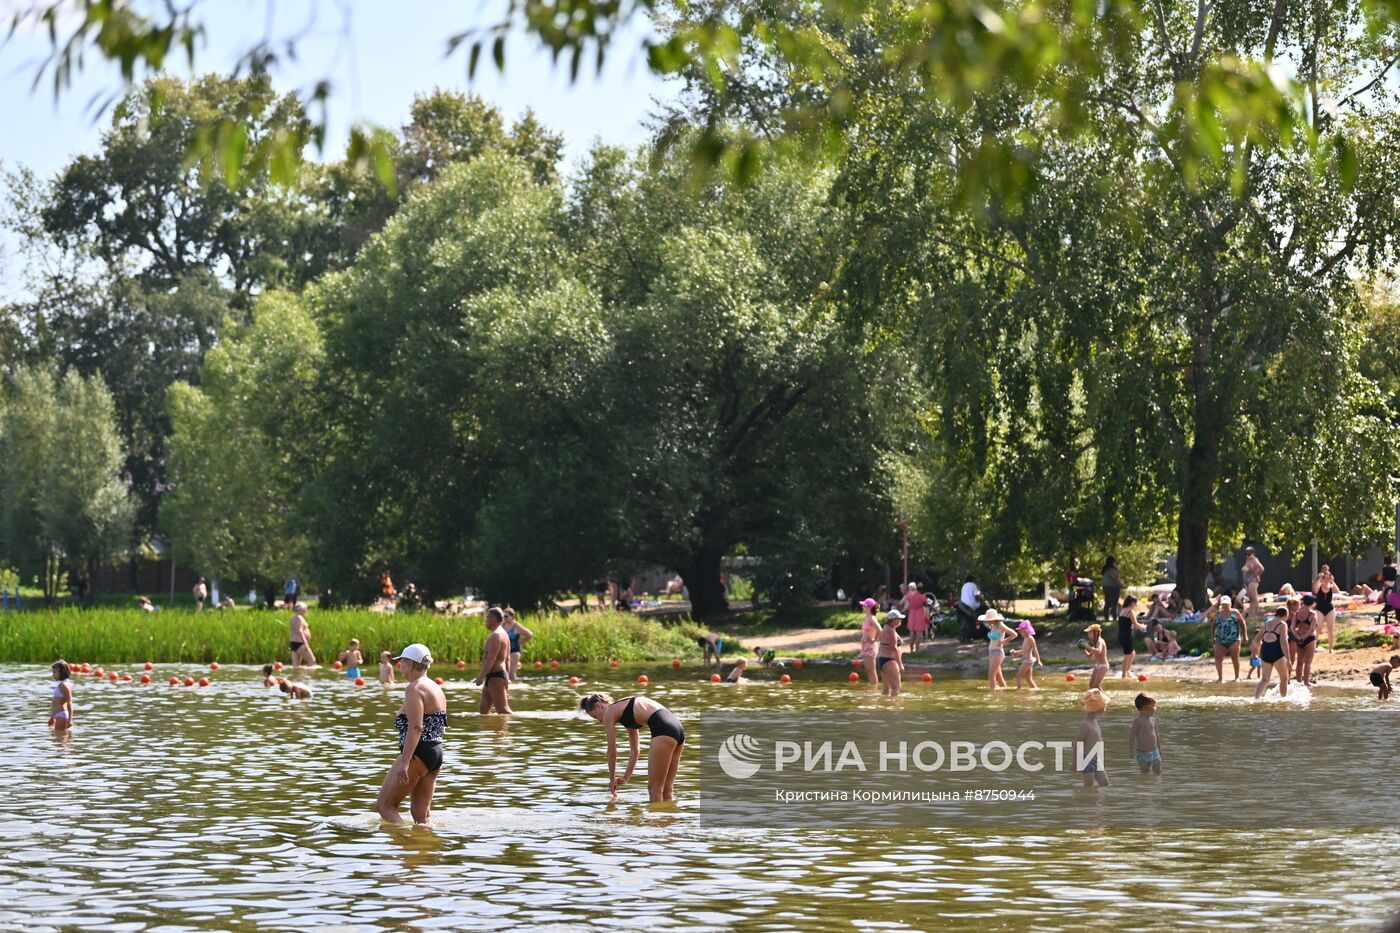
0,607,705,665
163,291,322,592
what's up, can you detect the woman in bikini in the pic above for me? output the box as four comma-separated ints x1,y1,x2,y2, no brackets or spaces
376,643,448,825
859,597,880,684
878,609,906,696
1313,565,1342,653
1290,595,1320,686
979,608,1018,691
580,692,685,802
1082,624,1110,689
49,660,74,732
1252,608,1290,699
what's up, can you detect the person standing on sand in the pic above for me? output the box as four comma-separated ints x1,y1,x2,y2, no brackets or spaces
902,582,931,652
1208,595,1248,683
1314,564,1342,653
859,597,880,684
1117,596,1148,680
376,643,448,825
1102,556,1122,623
476,607,513,714
288,603,316,666
1242,547,1265,619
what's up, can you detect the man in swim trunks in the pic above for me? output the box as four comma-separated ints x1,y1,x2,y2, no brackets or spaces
475,607,513,714
288,603,316,666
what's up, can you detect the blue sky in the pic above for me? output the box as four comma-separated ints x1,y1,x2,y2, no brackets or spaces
0,0,676,296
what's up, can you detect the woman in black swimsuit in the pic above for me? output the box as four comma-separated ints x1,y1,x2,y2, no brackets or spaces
1252,608,1290,699
580,692,685,802
376,643,448,825
1290,595,1320,686
1117,596,1147,680
1313,565,1341,653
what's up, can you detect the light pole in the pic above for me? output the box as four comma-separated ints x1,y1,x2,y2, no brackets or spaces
898,516,909,586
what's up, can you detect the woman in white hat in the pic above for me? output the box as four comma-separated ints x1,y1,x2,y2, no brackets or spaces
1207,595,1247,683
979,608,1018,691
376,643,448,825
877,609,906,696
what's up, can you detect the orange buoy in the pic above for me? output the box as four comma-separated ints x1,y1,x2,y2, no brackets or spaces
183,677,195,687
779,674,791,684
793,659,804,669
108,672,119,682
849,672,860,683
169,676,179,685
609,660,619,668
140,674,151,684
209,662,219,671
332,660,343,670
1138,673,1148,682
273,661,283,671
198,677,209,687
434,676,444,685
922,672,933,683
852,658,861,668
1066,673,1077,682
569,676,581,685
671,659,681,669
456,659,466,670
122,674,133,682
550,660,560,669
143,662,153,671
355,677,365,686
534,660,543,669
710,673,722,682
637,675,649,684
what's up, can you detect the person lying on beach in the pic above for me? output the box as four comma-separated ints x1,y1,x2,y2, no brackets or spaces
725,659,749,683
1078,688,1109,788
1128,693,1162,775
277,678,313,699
262,664,278,688
1370,656,1400,700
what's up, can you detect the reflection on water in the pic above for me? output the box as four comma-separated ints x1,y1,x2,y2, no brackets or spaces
0,662,1396,930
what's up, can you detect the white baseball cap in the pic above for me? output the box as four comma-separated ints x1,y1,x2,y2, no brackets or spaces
392,643,433,664
1219,596,1232,606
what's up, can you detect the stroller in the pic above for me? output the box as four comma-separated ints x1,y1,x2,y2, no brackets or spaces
957,602,989,642
1381,587,1400,625
1067,577,1097,622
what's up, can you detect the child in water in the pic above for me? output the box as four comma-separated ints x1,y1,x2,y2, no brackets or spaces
1128,693,1163,774
49,660,74,732
1013,620,1041,689
725,659,749,683
1077,688,1109,787
338,639,364,680
1081,625,1110,689
277,678,313,699
1370,656,1400,700
262,664,278,688
379,650,396,685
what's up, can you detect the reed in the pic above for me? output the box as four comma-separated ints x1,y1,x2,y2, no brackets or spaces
0,607,706,665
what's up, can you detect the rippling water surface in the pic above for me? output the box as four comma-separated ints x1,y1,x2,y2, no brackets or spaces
0,660,1395,930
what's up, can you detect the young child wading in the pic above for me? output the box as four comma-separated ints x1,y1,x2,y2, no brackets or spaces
1128,693,1163,774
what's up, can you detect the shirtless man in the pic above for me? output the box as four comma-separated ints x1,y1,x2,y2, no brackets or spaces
475,607,513,714
288,602,316,666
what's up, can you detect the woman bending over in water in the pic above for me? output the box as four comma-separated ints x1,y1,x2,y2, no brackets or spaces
49,660,74,732
376,644,448,825
580,692,685,802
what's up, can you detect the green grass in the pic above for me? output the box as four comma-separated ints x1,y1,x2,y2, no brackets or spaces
0,607,707,665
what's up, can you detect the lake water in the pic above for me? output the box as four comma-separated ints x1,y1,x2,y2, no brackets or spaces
0,660,1396,931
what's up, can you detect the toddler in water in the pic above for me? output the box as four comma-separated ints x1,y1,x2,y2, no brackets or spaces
277,678,313,699
1370,656,1400,700
725,659,749,683
379,650,395,684
262,664,278,688
49,660,74,732
1128,693,1163,774
1077,688,1109,787
338,639,363,680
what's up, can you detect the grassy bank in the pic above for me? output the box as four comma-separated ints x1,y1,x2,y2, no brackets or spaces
0,607,706,665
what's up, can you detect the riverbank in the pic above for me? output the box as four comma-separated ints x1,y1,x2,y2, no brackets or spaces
0,607,705,664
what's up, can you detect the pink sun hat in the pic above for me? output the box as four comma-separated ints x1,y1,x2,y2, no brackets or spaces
1017,620,1036,635
860,597,878,609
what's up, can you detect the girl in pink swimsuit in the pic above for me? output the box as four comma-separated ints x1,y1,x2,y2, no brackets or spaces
859,597,880,684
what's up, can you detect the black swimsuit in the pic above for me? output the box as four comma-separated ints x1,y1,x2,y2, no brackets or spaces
617,697,685,744
396,709,448,772
1258,620,1286,664
1316,588,1334,615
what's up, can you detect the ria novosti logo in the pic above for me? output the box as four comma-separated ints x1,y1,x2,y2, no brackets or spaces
717,733,765,779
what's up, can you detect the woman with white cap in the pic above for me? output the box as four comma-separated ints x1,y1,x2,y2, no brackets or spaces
1117,595,1149,680
877,608,906,696
1207,595,1248,683
376,643,448,825
858,597,880,684
979,608,1018,691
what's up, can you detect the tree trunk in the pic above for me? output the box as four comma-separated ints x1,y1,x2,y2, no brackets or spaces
1176,404,1225,611
681,546,728,618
